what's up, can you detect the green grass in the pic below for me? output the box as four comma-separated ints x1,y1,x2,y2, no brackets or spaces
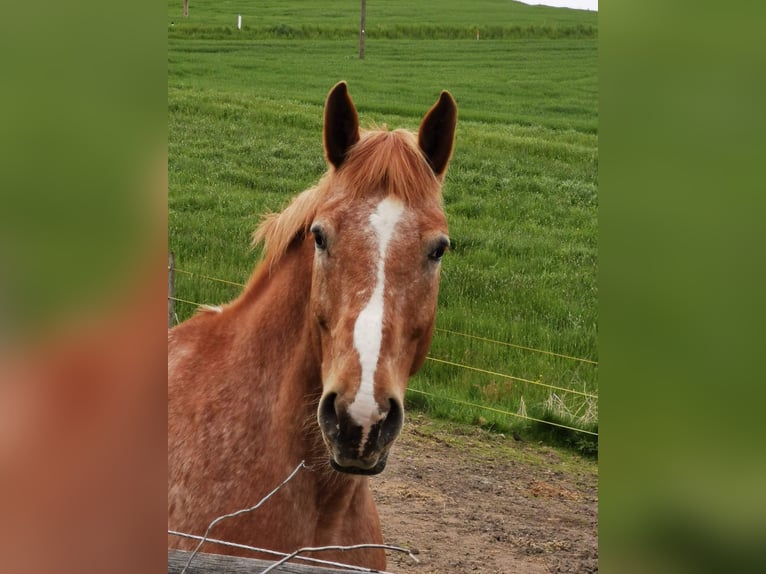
168,0,598,451
168,0,596,39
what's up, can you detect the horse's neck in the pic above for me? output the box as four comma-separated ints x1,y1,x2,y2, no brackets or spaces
235,243,364,497
233,240,326,454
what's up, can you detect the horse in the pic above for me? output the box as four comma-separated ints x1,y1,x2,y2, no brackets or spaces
168,82,457,570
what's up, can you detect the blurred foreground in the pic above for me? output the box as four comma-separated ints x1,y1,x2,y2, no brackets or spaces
0,3,167,572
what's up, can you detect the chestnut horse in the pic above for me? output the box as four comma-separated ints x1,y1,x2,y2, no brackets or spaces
168,82,457,569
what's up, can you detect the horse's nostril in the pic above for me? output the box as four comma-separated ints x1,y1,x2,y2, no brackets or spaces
318,392,340,440
379,398,403,446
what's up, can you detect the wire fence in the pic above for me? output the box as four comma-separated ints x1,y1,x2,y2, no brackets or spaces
169,460,416,574
172,267,598,365
168,263,598,437
407,387,597,436
433,327,598,365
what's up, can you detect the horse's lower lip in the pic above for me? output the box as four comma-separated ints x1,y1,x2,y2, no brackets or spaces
329,456,388,475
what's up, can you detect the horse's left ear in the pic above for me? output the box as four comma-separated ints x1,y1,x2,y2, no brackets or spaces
324,81,360,169
418,91,458,179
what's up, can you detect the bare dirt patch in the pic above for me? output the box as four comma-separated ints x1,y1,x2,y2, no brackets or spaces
371,414,598,573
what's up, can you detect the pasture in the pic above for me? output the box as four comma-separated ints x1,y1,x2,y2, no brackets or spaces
168,0,598,448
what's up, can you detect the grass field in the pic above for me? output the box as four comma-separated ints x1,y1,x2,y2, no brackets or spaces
169,0,596,39
168,0,598,452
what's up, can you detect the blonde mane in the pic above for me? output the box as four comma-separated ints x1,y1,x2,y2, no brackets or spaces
252,128,442,266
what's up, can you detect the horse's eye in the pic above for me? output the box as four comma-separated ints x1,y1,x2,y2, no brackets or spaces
311,224,327,251
428,246,445,261
428,237,450,262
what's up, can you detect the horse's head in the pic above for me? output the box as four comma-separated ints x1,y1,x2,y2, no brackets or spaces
312,82,457,475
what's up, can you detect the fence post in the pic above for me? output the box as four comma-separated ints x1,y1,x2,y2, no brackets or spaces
168,252,175,329
359,0,366,59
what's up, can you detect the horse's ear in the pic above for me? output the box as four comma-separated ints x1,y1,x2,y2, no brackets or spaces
418,91,458,179
324,81,360,169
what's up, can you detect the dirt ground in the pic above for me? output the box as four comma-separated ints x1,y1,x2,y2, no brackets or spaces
371,414,598,574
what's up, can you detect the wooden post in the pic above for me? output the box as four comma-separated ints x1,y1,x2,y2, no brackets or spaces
168,252,175,329
168,548,352,573
183,0,188,17
359,0,366,59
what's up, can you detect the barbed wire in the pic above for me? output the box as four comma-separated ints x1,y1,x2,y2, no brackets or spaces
171,459,415,574
179,461,307,574
261,543,417,574
169,531,390,573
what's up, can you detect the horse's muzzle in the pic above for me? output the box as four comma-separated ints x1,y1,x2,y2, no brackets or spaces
317,392,403,475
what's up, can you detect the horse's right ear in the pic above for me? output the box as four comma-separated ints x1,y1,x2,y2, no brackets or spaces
324,82,360,169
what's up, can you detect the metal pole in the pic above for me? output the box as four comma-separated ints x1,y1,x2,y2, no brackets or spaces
168,252,175,329
359,0,366,59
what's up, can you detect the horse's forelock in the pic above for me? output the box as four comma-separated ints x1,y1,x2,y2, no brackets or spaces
338,129,442,206
252,128,441,267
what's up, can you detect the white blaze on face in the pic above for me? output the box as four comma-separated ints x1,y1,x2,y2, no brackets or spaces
348,197,405,431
